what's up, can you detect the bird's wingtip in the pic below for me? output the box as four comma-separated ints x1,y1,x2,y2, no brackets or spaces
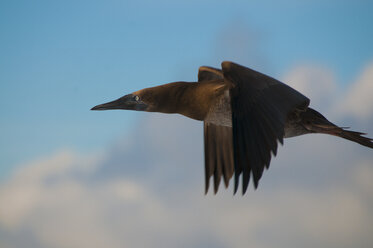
221,61,233,70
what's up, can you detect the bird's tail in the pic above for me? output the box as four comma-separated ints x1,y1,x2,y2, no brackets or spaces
313,123,373,149
301,108,373,149
332,128,373,149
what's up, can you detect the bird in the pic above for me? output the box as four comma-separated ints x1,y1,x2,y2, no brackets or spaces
91,61,373,195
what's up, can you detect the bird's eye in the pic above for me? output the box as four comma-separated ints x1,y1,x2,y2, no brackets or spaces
134,95,140,101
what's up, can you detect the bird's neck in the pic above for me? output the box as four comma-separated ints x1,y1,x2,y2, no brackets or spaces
137,81,227,121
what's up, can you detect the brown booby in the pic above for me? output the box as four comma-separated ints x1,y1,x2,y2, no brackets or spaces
91,61,373,194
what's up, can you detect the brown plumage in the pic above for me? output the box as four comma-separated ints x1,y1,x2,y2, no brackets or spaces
91,61,373,195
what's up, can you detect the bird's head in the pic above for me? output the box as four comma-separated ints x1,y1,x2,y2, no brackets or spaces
91,82,191,114
91,92,149,111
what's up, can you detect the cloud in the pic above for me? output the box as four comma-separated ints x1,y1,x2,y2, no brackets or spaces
1,149,373,248
0,151,97,230
282,61,373,129
282,64,337,111
336,62,373,120
1,124,373,247
1,63,373,248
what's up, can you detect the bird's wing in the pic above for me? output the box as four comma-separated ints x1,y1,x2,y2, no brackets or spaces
204,122,234,194
198,66,235,194
198,66,224,81
222,61,310,194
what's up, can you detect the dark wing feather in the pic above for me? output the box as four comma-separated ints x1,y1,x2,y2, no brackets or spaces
222,61,310,194
203,122,234,194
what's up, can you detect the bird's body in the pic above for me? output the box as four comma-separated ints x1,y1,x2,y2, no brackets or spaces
92,61,373,194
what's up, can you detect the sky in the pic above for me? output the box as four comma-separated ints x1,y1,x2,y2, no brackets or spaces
0,1,373,248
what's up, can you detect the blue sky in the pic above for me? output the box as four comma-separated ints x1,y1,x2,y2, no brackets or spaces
1,0,373,177
0,1,373,247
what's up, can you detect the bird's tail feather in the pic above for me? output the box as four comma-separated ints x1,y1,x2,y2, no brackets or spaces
303,108,373,149
334,128,373,149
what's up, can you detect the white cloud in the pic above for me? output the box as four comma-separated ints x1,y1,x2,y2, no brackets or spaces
353,161,373,195
1,120,373,248
337,62,373,120
282,61,373,126
282,64,337,111
0,151,90,230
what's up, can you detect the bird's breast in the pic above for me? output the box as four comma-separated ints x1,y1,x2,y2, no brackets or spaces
204,90,232,127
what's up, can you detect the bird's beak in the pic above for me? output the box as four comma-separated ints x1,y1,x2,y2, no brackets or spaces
91,94,148,111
